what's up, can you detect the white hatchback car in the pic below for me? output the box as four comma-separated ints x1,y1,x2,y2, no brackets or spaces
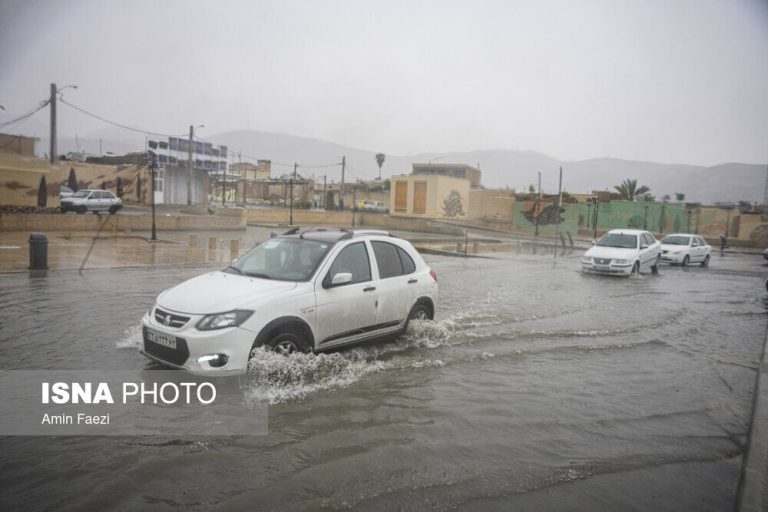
581,229,661,276
660,234,712,267
140,228,438,374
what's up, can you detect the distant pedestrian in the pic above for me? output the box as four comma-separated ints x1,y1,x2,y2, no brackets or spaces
719,234,727,254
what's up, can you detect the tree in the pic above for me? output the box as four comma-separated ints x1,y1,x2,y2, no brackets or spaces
37,176,47,208
613,179,650,201
528,184,536,193
67,168,78,192
375,153,386,180
116,177,124,198
101,181,107,190
136,175,142,201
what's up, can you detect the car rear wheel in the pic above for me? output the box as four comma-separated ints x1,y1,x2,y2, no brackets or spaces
267,330,310,356
701,254,710,267
682,255,689,267
404,302,433,332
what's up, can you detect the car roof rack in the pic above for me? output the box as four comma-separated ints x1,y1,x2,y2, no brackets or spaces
352,229,394,238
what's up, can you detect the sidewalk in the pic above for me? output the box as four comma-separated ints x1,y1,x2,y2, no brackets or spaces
738,320,768,512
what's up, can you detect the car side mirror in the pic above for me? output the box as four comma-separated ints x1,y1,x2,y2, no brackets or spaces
323,272,353,288
640,244,648,250
331,272,353,286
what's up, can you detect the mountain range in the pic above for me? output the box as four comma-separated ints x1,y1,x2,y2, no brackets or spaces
7,121,765,205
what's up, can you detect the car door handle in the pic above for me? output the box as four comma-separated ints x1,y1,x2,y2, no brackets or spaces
408,278,418,284
363,286,376,292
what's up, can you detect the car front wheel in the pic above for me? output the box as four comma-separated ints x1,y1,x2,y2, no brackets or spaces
701,254,710,267
267,331,310,355
109,205,118,215
631,261,640,276
682,255,689,267
651,255,660,274
76,205,87,214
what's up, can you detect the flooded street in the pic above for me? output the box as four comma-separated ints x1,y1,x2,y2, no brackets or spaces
1,251,766,511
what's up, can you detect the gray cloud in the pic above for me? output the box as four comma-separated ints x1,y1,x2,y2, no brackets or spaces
1,0,767,166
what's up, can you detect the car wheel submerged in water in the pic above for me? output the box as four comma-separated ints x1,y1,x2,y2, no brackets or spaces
140,228,438,374
267,330,310,355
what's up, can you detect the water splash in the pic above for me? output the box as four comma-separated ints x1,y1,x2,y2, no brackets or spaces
116,324,142,349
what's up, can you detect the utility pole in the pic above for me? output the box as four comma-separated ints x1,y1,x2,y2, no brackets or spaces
554,167,563,261
323,175,327,210
49,83,56,165
340,155,346,210
352,183,357,228
222,158,227,207
534,171,541,237
187,125,194,205
289,162,297,225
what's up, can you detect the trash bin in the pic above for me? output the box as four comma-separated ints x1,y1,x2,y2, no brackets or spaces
28,232,48,270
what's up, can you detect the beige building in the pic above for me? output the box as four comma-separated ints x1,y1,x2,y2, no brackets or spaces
0,133,38,157
390,174,469,219
230,160,272,180
412,163,482,187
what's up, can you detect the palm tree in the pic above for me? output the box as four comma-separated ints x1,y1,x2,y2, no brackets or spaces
375,153,386,180
614,179,650,201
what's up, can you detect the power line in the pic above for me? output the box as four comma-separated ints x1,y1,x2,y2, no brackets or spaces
59,98,186,138
0,100,50,128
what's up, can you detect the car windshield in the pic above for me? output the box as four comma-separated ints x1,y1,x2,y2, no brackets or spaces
661,235,690,245
227,238,332,281
597,233,637,249
72,190,90,198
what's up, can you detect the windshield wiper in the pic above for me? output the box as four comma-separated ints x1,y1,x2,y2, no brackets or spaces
223,265,243,275
244,272,272,279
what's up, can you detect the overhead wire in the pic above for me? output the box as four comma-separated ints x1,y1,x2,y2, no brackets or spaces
0,99,50,128
59,98,187,138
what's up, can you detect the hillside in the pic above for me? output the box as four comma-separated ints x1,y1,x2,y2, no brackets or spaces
15,126,765,205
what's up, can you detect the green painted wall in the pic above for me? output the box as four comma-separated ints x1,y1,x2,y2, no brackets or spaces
512,199,704,236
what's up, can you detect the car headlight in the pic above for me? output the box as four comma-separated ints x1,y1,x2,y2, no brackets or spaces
196,310,254,331
581,256,592,263
613,259,629,264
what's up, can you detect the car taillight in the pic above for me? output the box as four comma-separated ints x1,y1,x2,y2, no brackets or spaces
429,268,437,282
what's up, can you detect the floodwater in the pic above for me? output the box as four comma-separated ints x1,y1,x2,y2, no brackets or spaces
0,251,766,511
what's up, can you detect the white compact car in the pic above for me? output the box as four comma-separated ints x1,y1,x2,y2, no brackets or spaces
660,234,711,267
581,229,661,276
140,228,438,374
60,189,122,214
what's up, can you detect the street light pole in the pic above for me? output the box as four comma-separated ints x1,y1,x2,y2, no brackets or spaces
151,154,157,241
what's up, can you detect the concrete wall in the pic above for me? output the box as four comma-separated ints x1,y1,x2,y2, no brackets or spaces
247,208,354,226
0,209,247,232
468,189,515,222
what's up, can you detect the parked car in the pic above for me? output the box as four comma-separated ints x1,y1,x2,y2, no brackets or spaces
660,234,711,266
140,228,438,374
59,185,74,199
362,200,389,213
762,248,768,261
60,189,122,214
581,229,661,276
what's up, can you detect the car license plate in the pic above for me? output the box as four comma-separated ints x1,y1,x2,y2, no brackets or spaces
147,329,176,350
595,265,610,271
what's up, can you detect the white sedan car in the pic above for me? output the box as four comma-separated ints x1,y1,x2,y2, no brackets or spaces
660,234,712,267
581,229,661,276
140,228,438,374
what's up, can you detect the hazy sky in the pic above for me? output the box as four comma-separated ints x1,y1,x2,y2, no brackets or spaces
1,0,767,166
